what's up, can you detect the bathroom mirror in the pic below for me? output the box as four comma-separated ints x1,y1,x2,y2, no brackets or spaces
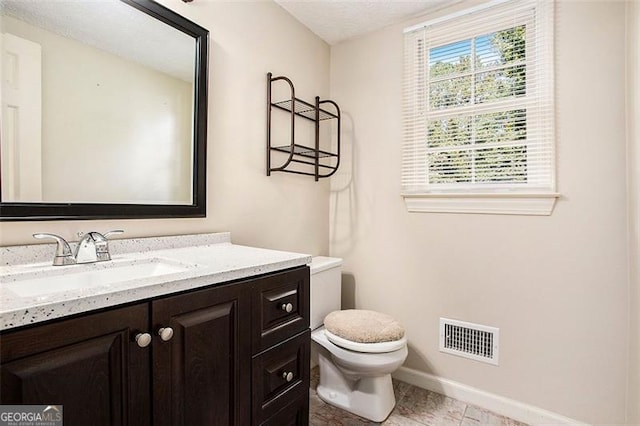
0,0,208,220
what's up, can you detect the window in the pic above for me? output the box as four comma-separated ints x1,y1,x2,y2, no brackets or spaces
402,0,557,215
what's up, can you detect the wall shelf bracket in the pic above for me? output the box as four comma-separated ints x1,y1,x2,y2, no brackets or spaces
266,72,341,181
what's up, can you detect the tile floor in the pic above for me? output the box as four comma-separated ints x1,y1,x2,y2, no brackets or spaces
309,367,528,426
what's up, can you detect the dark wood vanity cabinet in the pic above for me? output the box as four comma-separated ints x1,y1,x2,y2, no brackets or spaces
0,266,310,426
0,304,151,425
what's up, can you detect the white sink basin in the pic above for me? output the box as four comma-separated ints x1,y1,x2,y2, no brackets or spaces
2,258,199,298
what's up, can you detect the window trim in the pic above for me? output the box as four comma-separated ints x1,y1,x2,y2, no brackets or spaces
402,192,559,215
401,0,557,215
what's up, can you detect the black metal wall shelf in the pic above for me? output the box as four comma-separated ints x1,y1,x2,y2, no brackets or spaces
267,73,341,181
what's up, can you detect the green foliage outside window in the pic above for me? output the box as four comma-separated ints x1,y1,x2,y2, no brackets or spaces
426,26,528,185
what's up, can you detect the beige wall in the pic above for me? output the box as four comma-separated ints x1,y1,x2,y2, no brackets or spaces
627,0,640,422
0,0,331,256
329,1,629,423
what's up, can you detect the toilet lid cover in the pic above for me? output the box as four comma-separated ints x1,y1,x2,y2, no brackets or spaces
324,309,405,344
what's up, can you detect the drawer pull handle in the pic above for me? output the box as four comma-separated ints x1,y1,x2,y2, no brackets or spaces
282,371,294,382
158,327,174,342
280,303,293,313
135,333,152,348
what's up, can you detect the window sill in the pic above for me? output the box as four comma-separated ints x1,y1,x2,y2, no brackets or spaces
401,192,560,215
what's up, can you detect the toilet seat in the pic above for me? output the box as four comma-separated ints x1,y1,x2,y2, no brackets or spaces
324,329,407,353
312,327,408,372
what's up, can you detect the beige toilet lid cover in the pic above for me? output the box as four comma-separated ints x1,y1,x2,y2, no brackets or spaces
324,309,405,343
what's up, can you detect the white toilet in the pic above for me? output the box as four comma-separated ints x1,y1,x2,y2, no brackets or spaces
309,256,408,422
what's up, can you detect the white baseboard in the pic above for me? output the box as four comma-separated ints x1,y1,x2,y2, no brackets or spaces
392,366,589,426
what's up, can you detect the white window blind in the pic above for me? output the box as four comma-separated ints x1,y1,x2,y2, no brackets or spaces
402,0,555,199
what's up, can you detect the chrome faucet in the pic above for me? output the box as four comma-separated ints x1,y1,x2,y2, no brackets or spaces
33,230,124,266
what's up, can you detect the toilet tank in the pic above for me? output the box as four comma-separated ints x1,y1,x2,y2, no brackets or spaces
309,256,343,330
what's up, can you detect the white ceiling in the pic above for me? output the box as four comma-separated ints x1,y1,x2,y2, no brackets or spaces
1,0,195,82
273,0,455,45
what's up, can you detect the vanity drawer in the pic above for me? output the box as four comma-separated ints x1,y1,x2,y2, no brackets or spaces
251,329,310,425
252,267,309,354
259,393,309,426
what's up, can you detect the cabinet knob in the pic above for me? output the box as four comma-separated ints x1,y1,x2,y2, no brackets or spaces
135,333,152,348
280,303,293,313
282,371,294,382
158,327,174,342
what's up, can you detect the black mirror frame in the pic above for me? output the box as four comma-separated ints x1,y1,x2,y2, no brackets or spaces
0,0,208,221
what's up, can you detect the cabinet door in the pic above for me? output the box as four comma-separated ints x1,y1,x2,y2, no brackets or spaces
0,304,150,426
152,281,251,426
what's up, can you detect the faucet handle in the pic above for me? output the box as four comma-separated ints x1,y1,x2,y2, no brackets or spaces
103,230,124,239
82,230,122,262
33,233,75,266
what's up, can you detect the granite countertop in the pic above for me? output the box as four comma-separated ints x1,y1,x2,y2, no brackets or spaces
0,233,311,331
